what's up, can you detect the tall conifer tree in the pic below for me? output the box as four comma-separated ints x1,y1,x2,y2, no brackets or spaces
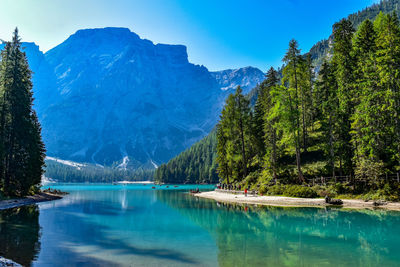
332,19,356,177
0,29,45,196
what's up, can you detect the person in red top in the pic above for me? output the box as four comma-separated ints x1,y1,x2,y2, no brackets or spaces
244,188,247,197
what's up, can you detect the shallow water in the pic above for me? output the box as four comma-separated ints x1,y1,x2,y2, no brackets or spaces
1,183,400,266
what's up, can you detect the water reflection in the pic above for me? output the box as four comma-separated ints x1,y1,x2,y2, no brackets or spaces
157,190,400,267
34,186,216,266
0,205,41,266
1,186,400,266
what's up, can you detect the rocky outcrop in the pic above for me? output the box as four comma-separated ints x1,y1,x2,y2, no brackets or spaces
211,66,265,93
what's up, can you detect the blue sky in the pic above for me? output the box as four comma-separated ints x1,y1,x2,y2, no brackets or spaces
0,0,378,71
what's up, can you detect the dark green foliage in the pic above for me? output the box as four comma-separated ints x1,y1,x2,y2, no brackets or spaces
0,29,45,197
216,87,254,184
157,2,400,191
332,18,356,177
309,0,400,70
155,130,218,184
217,10,400,193
259,184,318,198
45,160,154,183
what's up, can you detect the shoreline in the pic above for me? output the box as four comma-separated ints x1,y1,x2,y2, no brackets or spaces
0,256,21,267
195,190,400,211
0,192,64,211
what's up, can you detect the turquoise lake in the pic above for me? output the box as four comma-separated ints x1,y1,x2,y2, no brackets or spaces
1,183,400,266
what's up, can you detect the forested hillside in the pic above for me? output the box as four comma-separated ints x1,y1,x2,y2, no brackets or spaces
45,159,154,183
156,0,400,194
155,130,218,184
309,0,400,69
215,12,400,200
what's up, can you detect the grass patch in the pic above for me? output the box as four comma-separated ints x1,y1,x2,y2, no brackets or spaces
260,184,318,198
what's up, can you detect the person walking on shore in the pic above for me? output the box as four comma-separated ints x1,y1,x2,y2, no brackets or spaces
244,188,247,197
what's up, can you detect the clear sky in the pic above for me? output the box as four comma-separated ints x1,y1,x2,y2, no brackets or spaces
0,0,378,71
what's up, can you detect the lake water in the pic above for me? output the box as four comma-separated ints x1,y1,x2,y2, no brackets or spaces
1,183,400,266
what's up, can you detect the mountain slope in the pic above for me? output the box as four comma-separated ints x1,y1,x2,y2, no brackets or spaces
11,28,263,172
39,28,224,168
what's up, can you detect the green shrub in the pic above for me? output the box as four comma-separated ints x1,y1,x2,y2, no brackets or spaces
283,185,318,198
267,184,286,196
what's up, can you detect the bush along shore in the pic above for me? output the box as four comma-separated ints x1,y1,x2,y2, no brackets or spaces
214,13,400,202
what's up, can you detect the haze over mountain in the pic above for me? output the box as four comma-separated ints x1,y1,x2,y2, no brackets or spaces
12,27,264,169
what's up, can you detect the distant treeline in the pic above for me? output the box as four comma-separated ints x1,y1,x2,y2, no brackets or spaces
45,160,154,183
0,29,45,197
155,130,218,184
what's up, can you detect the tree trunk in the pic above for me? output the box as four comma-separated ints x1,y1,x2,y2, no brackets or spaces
272,128,277,182
328,114,335,178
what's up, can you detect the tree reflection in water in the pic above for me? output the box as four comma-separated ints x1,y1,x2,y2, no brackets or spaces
0,205,41,267
157,190,400,267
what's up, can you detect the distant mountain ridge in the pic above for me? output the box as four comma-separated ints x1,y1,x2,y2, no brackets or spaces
211,67,265,93
5,28,264,171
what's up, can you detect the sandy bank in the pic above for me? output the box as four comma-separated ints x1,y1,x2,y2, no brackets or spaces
195,190,400,211
0,192,63,211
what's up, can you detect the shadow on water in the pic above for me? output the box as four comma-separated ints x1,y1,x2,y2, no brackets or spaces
157,190,400,267
0,205,41,266
0,205,121,267
36,195,199,266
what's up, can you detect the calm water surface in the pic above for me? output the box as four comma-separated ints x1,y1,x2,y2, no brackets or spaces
1,183,400,266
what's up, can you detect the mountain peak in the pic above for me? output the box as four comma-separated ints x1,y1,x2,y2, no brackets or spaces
73,27,139,38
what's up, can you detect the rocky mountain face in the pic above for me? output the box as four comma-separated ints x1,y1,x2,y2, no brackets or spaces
211,66,265,93
14,28,264,169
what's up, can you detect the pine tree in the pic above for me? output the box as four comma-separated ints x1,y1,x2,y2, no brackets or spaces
216,87,253,183
374,12,400,172
316,60,339,178
351,18,386,180
261,67,280,181
234,87,252,179
332,18,356,177
282,39,304,183
252,84,266,163
0,29,45,196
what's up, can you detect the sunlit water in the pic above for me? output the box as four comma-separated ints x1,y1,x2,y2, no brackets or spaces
1,183,400,266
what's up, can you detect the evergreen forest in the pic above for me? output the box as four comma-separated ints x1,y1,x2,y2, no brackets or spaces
157,9,400,200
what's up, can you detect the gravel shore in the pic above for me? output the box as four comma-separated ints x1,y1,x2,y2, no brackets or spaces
0,192,63,210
